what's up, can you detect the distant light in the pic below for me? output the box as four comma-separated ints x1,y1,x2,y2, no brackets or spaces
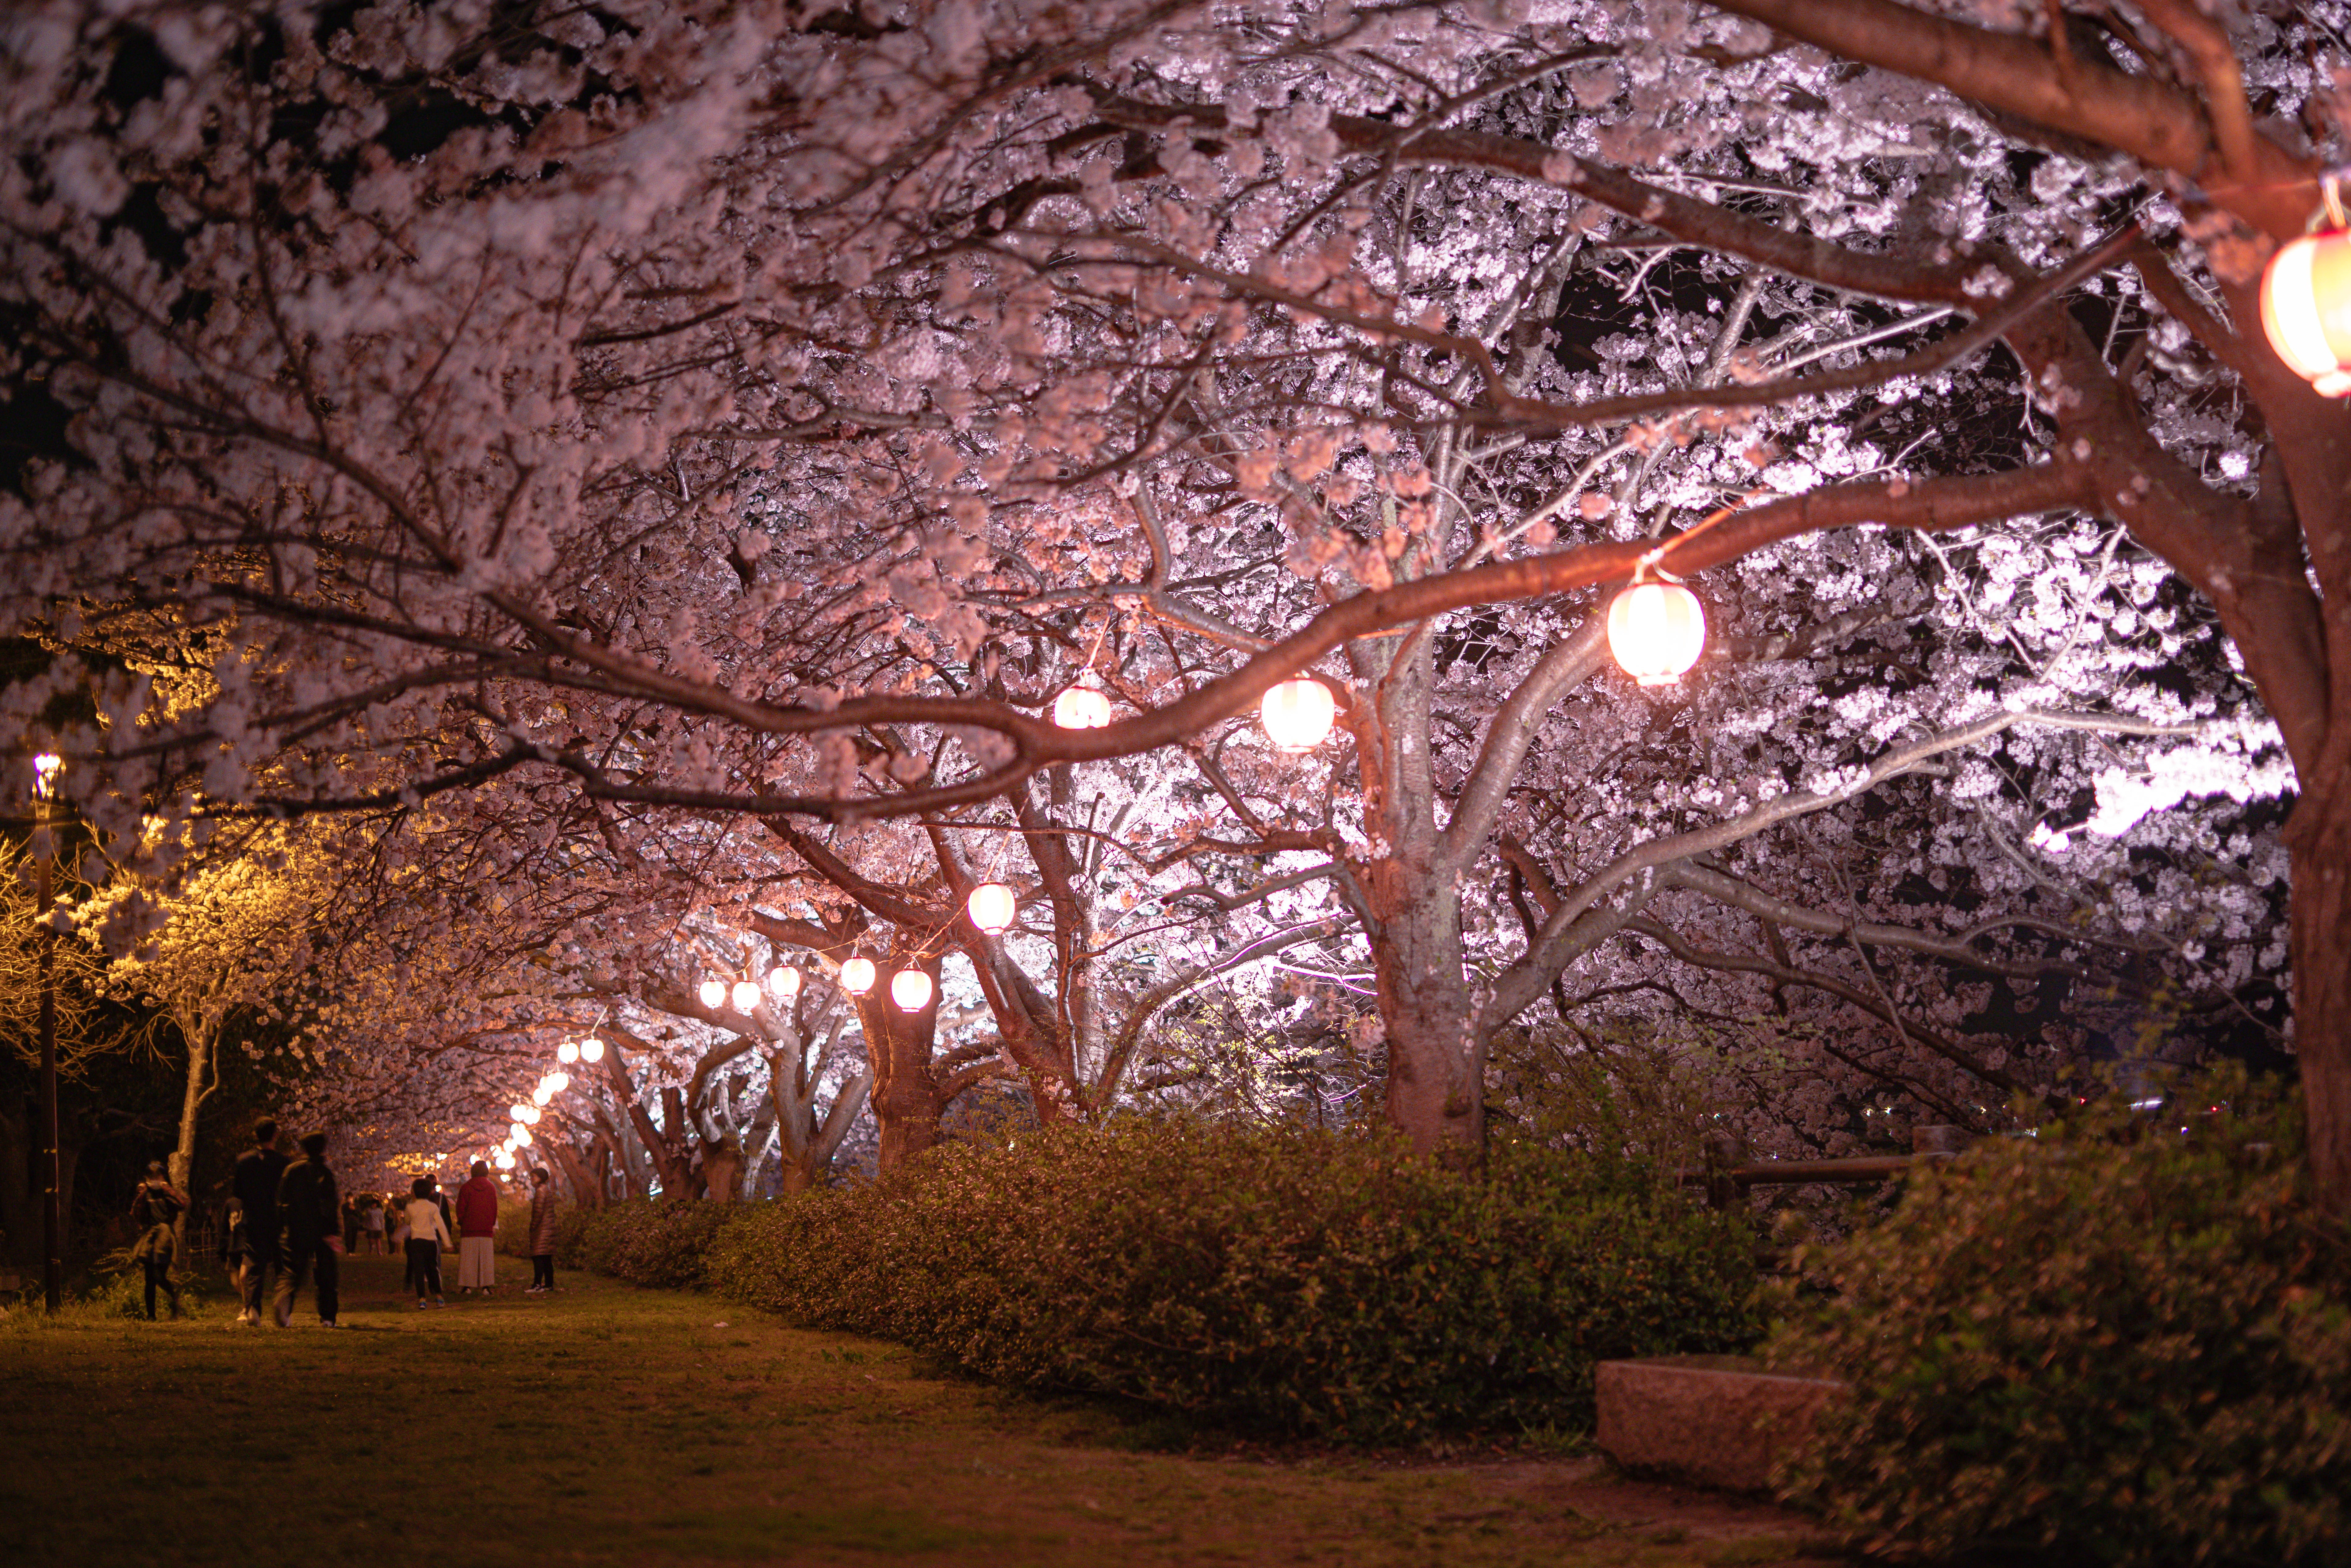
1260,678,1337,751
966,883,1017,935
697,978,727,1009
768,965,801,1000
840,957,876,995
1607,582,1706,686
494,1150,516,1171
32,753,60,800
531,1084,553,1107
579,1037,605,1064
1052,686,1111,729
730,980,762,1013
546,1071,569,1094
891,969,934,1013
508,1103,530,1123
2130,1098,2163,1110
557,1040,579,1064
520,1106,541,1125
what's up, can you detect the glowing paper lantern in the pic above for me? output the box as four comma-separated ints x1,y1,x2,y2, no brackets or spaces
520,1105,541,1125
557,1040,579,1064
510,1122,532,1146
1052,686,1111,729
840,957,877,995
2261,229,2351,396
891,968,934,1013
1260,677,1336,751
545,1072,569,1094
768,965,801,1000
1607,582,1706,686
531,1084,553,1107
966,882,1017,934
697,978,727,1008
508,1103,530,1123
731,979,762,1013
579,1037,605,1064
494,1150,516,1171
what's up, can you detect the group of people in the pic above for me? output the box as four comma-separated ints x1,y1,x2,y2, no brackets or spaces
119,1119,570,1327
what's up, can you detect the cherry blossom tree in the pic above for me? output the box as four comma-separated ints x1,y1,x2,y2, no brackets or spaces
2,0,2342,1203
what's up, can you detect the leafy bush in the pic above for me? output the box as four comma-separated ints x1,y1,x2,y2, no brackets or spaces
707,1120,1758,1441
561,1197,739,1290
493,1197,534,1258
1767,1066,2351,1565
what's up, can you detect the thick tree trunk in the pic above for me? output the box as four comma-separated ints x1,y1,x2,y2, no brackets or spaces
856,955,942,1171
2289,789,2351,1216
1362,858,1481,1164
167,1024,212,1258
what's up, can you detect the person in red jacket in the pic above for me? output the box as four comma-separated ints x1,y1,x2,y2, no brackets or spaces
454,1160,501,1298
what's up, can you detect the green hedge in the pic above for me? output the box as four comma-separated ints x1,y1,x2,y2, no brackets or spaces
706,1121,1759,1441
557,1195,737,1290
1767,1066,2351,1566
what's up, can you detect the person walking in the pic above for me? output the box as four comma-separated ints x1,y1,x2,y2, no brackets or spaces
272,1130,342,1329
126,1160,190,1321
524,1168,558,1294
229,1119,289,1327
454,1160,500,1298
363,1195,387,1255
220,1194,253,1309
403,1178,449,1308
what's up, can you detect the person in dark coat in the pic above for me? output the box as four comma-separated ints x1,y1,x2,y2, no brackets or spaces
272,1130,342,1328
126,1160,190,1320
229,1119,289,1327
219,1194,253,1304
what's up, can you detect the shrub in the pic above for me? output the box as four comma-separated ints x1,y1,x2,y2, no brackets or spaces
1766,1066,2351,1566
707,1120,1759,1441
493,1197,534,1258
562,1197,741,1290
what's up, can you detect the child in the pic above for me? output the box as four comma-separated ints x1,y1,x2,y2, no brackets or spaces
403,1177,450,1308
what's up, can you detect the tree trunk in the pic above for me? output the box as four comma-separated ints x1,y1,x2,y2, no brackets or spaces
167,1023,213,1259
856,954,942,1171
2289,786,2351,1215
1362,857,1481,1164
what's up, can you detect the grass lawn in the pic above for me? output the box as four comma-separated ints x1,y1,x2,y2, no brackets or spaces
1,1253,1837,1567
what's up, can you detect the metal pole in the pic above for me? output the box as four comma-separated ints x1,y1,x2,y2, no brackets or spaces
36,809,60,1315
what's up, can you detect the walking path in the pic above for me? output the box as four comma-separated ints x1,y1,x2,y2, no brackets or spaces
2,1254,1835,1566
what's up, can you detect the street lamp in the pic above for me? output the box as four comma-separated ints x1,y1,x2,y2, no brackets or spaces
891,968,934,1013
1260,678,1336,751
1607,581,1706,686
965,883,1017,934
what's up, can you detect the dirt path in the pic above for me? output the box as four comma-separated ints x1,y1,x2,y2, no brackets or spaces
1,1255,1839,1566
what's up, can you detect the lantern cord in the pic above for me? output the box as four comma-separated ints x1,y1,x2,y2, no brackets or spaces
1633,491,1762,585
2324,172,2348,233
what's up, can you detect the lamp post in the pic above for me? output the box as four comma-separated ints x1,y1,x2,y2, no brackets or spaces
32,752,60,1315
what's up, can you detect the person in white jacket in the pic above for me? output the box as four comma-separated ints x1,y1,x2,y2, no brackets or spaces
404,1177,451,1308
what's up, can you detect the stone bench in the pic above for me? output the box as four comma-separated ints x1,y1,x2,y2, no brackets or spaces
1596,1354,1848,1492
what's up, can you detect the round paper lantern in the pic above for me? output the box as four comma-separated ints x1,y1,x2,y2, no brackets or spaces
1260,677,1337,751
510,1122,532,1147
508,1103,529,1124
494,1150,516,1171
2261,229,2351,396
730,979,763,1013
1052,686,1111,729
697,978,727,1009
523,1106,543,1125
966,882,1017,934
891,968,935,1013
556,1039,579,1064
768,965,801,1000
579,1037,605,1064
840,956,877,995
531,1083,553,1106
1607,582,1706,686
545,1071,569,1094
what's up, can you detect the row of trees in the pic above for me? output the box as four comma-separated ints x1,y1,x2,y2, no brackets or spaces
0,0,2338,1202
